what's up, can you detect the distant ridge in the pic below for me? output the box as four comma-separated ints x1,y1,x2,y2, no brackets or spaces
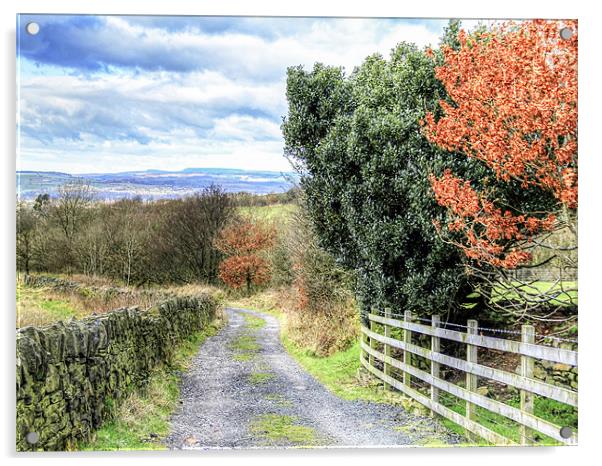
17,167,298,200
17,170,72,177
15,167,294,177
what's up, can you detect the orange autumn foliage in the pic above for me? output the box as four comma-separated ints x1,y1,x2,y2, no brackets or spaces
215,220,275,291
424,20,577,268
217,255,271,290
430,170,557,268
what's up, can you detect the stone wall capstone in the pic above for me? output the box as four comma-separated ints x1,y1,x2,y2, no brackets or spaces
16,295,217,451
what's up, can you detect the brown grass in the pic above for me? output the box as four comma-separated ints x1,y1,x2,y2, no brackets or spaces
281,288,360,356
17,275,228,329
16,282,162,328
162,283,225,301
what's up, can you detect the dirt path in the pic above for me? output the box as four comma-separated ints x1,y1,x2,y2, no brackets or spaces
167,308,461,449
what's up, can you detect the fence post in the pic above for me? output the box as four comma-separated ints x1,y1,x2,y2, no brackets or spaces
369,313,375,368
520,324,535,445
384,308,392,389
466,319,478,442
431,315,441,416
403,310,412,388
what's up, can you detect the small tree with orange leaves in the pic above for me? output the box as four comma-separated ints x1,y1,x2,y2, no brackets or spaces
215,219,275,294
424,20,578,317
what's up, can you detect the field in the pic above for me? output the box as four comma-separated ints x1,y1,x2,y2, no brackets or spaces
16,275,223,328
17,283,82,327
238,203,298,222
491,281,578,307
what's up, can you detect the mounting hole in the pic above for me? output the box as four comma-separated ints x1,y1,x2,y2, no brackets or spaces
26,431,39,444
559,426,573,439
560,27,573,40
26,22,40,35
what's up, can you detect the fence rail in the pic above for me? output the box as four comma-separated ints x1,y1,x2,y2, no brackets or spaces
361,311,578,446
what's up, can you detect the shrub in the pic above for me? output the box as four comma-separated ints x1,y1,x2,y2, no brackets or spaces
282,43,484,320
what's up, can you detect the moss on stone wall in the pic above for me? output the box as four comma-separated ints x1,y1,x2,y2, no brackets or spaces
16,295,217,451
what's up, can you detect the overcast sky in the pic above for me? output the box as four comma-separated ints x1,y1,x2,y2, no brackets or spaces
17,15,451,174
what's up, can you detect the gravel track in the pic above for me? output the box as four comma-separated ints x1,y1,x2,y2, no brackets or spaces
167,307,461,450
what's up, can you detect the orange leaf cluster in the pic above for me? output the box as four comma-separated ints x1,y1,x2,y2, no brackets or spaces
425,20,577,207
216,219,275,290
431,171,556,268
218,255,271,289
424,20,577,268
215,220,275,256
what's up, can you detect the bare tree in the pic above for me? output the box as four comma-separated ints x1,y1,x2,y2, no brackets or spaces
165,185,234,282
16,201,37,275
54,180,95,243
464,209,577,329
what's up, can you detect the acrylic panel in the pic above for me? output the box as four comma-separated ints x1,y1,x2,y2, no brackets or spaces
16,14,578,451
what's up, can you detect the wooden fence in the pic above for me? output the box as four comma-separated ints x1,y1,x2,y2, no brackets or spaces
360,311,578,446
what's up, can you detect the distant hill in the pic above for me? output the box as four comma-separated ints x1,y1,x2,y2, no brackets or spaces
17,168,298,200
18,170,72,177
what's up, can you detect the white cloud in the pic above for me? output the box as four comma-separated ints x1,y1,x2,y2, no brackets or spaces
18,134,290,174
210,115,282,141
18,16,447,173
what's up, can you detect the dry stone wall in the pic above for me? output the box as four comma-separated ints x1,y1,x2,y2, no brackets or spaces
16,295,217,451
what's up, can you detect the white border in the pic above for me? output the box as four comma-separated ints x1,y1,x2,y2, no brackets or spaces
2,1,600,465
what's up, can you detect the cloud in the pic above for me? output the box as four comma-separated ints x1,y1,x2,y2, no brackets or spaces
19,70,286,145
210,115,282,142
19,15,443,79
18,69,289,173
17,15,447,173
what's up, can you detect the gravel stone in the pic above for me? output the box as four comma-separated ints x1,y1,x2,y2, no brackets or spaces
167,308,462,449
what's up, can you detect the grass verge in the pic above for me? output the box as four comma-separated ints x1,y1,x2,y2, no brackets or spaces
282,336,405,404
438,391,577,446
79,313,225,451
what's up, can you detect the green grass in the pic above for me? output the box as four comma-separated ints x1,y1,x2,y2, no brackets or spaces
248,371,274,384
238,204,298,223
80,316,225,451
265,393,293,408
243,313,266,329
229,333,261,362
38,298,78,321
233,353,255,362
249,414,319,445
17,283,81,327
491,280,577,307
438,392,578,446
282,333,409,405
229,334,260,352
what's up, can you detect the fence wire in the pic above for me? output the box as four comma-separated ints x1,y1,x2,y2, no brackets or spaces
372,310,578,344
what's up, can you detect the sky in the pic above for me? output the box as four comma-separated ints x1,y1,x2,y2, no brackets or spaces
17,15,453,174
